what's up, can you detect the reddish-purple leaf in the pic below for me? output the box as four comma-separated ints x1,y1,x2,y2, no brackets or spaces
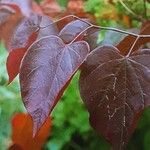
59,19,90,43
0,0,32,17
0,5,15,25
117,21,150,55
59,19,99,50
8,14,57,51
0,4,22,45
84,27,100,50
7,14,58,83
56,16,75,31
79,46,150,149
7,31,38,84
20,35,90,136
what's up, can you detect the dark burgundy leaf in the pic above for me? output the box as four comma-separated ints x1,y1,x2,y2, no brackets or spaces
8,14,57,51
79,45,150,149
6,32,38,84
116,21,150,55
84,27,100,50
56,16,76,31
37,15,58,39
9,14,43,51
9,144,22,150
7,14,58,83
59,19,90,43
59,19,99,50
20,35,89,136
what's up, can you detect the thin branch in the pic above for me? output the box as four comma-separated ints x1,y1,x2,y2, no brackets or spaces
69,25,94,44
39,15,76,29
119,0,144,21
39,14,150,38
143,0,147,19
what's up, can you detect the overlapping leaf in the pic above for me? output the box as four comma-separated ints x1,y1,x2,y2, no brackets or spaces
59,19,99,49
117,20,150,55
79,46,150,149
0,4,22,45
7,14,58,83
20,35,89,135
59,19,90,43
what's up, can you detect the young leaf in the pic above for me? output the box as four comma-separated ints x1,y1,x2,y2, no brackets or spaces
10,113,51,150
79,46,150,149
7,14,58,83
20,35,90,136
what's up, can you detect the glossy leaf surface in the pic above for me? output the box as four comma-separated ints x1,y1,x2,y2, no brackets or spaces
20,35,89,135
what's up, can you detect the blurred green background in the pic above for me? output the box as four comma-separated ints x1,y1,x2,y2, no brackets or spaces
0,0,150,150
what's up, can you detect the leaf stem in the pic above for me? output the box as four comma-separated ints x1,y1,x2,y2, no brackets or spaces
39,15,77,29
69,25,94,44
119,0,144,21
143,0,147,19
126,36,139,57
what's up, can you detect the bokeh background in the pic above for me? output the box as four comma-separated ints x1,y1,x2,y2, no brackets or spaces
0,0,150,149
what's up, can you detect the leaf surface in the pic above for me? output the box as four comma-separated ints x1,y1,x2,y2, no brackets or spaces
59,19,99,50
20,35,89,135
0,4,22,46
7,14,58,83
79,45,150,149
59,19,90,43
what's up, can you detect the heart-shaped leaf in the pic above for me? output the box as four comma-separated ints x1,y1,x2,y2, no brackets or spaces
79,45,150,149
7,14,58,83
20,35,89,136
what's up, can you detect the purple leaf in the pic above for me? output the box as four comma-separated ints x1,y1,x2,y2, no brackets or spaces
79,45,150,149
20,35,90,136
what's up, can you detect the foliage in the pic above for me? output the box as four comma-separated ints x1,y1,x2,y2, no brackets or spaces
85,0,150,27
10,113,51,150
0,0,150,150
0,43,24,150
